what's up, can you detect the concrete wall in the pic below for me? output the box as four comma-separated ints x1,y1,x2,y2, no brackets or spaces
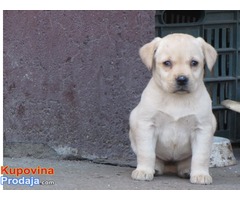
3,11,155,164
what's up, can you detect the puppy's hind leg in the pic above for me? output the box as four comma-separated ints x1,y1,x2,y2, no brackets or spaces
155,157,165,175
177,157,191,179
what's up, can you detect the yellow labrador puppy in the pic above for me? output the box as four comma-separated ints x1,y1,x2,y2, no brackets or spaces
129,33,217,185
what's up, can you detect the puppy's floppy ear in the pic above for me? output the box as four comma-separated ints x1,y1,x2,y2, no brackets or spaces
196,37,217,71
139,37,161,70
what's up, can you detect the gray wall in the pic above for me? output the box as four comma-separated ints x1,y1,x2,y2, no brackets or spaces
3,11,155,164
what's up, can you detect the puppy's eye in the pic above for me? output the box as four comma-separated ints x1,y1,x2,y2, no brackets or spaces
163,61,172,67
190,60,198,67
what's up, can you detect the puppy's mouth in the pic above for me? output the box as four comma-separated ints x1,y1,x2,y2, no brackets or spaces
173,86,190,94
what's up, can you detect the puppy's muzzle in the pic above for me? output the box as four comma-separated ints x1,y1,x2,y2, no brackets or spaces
175,75,190,93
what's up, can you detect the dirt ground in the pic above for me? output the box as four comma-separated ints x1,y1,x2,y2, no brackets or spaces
2,148,240,190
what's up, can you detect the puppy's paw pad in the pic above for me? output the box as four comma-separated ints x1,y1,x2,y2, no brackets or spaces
131,169,154,181
190,174,212,185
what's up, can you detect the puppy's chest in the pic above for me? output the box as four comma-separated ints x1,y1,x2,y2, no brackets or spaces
154,111,197,131
154,111,197,160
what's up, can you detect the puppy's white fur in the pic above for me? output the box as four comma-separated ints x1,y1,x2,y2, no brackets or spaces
129,33,217,184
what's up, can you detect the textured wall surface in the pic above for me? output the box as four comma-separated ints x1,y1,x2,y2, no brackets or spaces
3,11,155,163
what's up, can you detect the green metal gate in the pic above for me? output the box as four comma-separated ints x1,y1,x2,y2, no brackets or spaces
155,10,240,143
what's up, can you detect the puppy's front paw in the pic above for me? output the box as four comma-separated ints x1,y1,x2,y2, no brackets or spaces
190,174,212,185
131,169,154,181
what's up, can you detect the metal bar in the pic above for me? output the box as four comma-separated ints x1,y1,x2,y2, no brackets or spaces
222,28,227,48
222,54,226,76
204,76,237,82
212,83,218,106
216,48,236,52
212,106,229,110
155,20,238,28
220,82,225,103
214,28,219,49
205,29,212,77
219,109,224,130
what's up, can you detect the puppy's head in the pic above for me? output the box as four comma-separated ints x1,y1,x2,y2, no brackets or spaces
139,33,217,94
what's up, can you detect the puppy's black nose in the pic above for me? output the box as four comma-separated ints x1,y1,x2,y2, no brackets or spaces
176,76,189,86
